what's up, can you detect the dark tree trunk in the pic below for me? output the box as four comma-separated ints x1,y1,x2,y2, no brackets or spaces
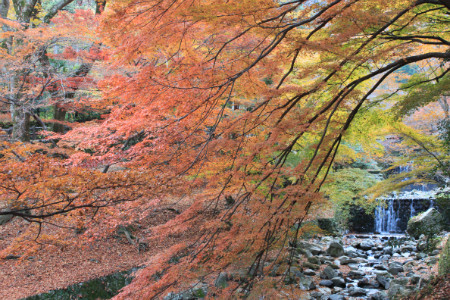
52,104,67,133
11,103,30,142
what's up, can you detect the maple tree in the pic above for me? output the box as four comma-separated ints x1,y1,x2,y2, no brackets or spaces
0,0,449,298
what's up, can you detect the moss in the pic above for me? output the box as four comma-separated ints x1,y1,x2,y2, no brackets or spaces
192,288,207,298
24,269,136,300
438,237,450,276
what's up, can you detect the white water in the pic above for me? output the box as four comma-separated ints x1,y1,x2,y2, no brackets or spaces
374,165,438,234
375,199,400,233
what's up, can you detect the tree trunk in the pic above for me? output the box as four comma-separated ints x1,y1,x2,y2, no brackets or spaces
11,103,30,142
52,103,67,133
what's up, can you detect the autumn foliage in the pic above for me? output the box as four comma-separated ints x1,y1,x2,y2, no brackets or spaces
0,0,449,298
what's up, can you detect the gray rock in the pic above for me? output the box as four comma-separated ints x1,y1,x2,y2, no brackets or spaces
284,266,303,284
373,264,387,270
348,287,367,296
376,274,391,289
388,282,413,299
401,245,415,253
409,274,421,285
319,280,334,287
327,263,340,269
339,256,358,265
344,246,358,258
308,256,321,265
358,277,379,288
298,241,323,255
214,272,228,288
388,262,404,275
297,248,313,258
359,240,375,250
331,277,346,288
392,277,409,285
403,260,417,272
379,255,391,261
327,242,344,257
416,252,427,260
320,257,333,264
303,262,320,270
348,270,365,279
407,208,444,239
304,269,316,276
418,277,430,289
383,246,393,255
328,295,344,300
164,284,208,300
320,266,338,279
369,291,388,300
416,240,427,252
425,256,439,265
318,287,332,295
430,249,440,256
298,274,316,291
310,292,323,299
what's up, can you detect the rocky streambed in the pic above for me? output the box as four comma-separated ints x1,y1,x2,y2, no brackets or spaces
284,233,446,300
165,232,448,300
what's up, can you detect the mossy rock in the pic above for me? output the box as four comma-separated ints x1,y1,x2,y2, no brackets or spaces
24,269,136,300
407,208,444,239
439,237,450,275
317,218,340,235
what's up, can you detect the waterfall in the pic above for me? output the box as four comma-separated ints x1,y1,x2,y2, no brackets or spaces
373,165,437,233
375,199,400,233
374,198,434,233
409,200,415,219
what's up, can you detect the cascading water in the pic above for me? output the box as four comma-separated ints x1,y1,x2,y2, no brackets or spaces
373,165,437,234
375,199,400,233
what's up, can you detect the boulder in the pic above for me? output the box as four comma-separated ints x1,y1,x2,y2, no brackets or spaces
348,287,367,296
358,277,379,289
409,274,421,285
331,277,346,288
407,208,444,239
373,264,387,270
369,291,388,300
359,240,375,251
298,274,316,291
348,270,365,279
376,274,391,290
339,256,358,265
382,246,393,255
214,272,228,288
388,262,404,275
308,256,320,265
317,218,340,235
298,241,323,255
327,242,344,257
320,266,338,279
303,262,320,270
344,246,358,258
387,278,412,299
319,279,333,287
303,269,316,276
284,266,303,284
328,295,344,300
